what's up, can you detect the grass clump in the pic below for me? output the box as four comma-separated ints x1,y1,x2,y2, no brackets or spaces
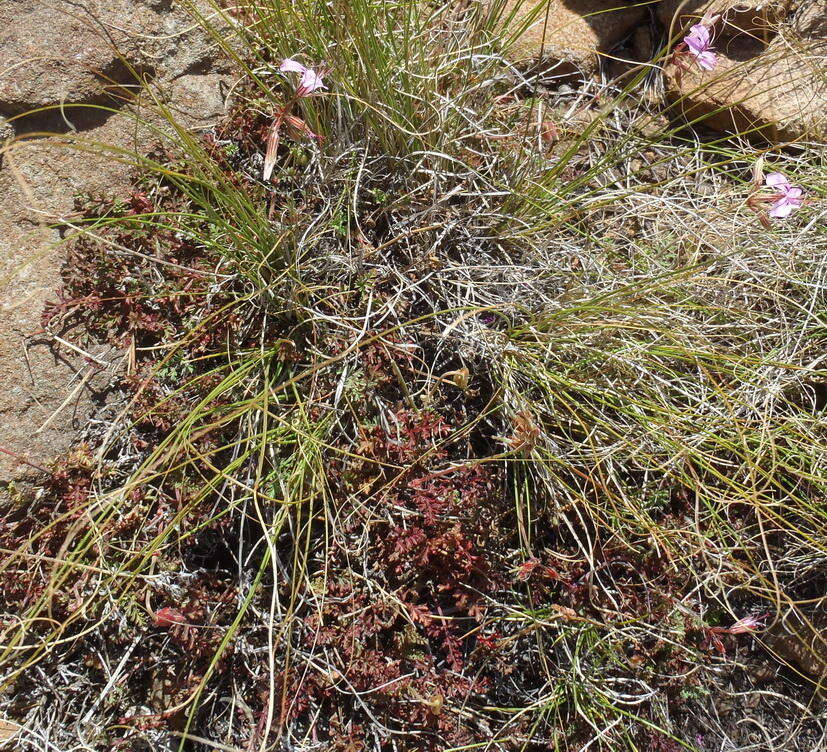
1,1,826,751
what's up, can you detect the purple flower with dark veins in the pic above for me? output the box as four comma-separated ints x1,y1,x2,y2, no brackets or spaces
765,172,804,219
683,24,717,71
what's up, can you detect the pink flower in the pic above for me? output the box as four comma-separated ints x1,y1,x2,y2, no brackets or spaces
765,172,804,219
725,614,766,634
279,58,327,97
683,24,717,71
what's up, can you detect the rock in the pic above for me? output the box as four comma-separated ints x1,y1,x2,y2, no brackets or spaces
166,73,231,128
502,0,649,78
663,1,826,141
766,607,827,681
0,119,138,481
0,718,20,746
0,0,230,123
0,1,233,480
632,25,655,62
0,115,12,141
658,1,794,39
0,1,152,117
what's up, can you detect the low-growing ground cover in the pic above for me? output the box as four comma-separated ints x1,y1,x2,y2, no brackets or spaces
1,2,825,750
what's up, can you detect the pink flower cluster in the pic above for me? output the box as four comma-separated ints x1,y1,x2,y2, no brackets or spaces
265,52,813,226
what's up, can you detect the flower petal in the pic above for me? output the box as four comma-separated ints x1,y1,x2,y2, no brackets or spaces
768,199,794,218
726,614,765,634
279,58,307,74
764,172,790,189
687,24,711,47
696,50,717,70
298,68,326,95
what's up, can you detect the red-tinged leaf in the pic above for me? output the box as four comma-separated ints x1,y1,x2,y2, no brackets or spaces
541,120,558,144
154,606,186,627
516,558,540,581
